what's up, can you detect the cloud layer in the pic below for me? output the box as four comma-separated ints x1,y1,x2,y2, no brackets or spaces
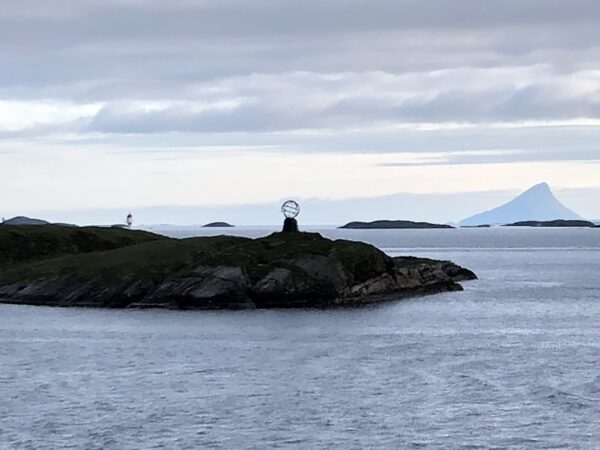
2,0,600,134
1,0,600,218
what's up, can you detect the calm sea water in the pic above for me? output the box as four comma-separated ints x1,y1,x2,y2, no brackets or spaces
1,228,600,449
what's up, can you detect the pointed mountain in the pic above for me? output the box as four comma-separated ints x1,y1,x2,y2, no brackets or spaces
460,183,584,226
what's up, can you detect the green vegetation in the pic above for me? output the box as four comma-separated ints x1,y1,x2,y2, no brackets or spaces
0,225,165,267
0,233,248,284
0,229,388,286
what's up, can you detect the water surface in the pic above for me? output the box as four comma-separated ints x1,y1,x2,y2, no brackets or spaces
1,228,599,449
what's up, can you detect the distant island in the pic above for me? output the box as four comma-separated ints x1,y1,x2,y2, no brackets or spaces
203,222,234,228
0,225,475,309
1,216,49,226
460,183,584,226
339,220,453,229
1,216,79,227
504,220,596,228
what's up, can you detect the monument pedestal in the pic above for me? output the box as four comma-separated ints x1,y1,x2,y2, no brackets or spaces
282,217,299,233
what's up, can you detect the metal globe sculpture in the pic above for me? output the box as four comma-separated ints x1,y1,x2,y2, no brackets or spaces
281,200,300,219
281,200,300,232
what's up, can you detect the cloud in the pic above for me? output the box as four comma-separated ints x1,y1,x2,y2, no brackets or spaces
0,100,99,131
2,1,600,93
2,0,600,217
65,68,600,134
2,1,600,135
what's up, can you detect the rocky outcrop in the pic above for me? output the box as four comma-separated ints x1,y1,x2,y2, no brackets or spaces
0,230,476,309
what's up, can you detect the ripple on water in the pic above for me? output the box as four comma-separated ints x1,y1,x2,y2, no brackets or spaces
2,228,600,448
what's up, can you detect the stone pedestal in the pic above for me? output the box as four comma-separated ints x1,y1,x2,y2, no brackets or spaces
282,218,299,233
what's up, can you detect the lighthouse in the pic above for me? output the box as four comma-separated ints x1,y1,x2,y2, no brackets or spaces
126,213,133,228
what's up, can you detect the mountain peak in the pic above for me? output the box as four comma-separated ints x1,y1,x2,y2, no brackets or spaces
513,182,553,201
528,182,550,192
460,183,584,226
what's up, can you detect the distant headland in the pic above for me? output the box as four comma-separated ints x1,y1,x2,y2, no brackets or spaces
339,220,453,229
0,225,476,309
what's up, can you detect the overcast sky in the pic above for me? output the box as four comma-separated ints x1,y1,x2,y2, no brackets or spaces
1,0,599,223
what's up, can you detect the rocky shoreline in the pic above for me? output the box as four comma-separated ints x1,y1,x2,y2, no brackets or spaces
0,226,476,309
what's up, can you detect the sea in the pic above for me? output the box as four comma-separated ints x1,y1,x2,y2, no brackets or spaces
1,227,600,449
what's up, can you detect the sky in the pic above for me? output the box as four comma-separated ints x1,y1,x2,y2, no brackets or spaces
1,0,600,224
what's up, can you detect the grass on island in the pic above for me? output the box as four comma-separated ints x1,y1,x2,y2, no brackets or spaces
0,225,447,289
0,232,248,284
0,227,395,285
0,224,166,267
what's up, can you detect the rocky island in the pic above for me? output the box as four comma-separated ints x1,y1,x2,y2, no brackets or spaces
340,220,453,229
0,225,476,309
203,222,234,228
504,220,596,228
1,216,50,226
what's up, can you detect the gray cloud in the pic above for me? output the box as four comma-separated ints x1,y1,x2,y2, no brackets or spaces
4,0,600,220
2,1,600,93
2,0,600,161
87,100,318,134
76,68,600,134
3,1,600,36
379,149,600,167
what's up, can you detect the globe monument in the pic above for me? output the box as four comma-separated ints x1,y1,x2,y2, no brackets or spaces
281,200,300,232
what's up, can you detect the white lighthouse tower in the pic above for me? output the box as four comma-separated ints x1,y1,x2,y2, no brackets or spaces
126,212,133,228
